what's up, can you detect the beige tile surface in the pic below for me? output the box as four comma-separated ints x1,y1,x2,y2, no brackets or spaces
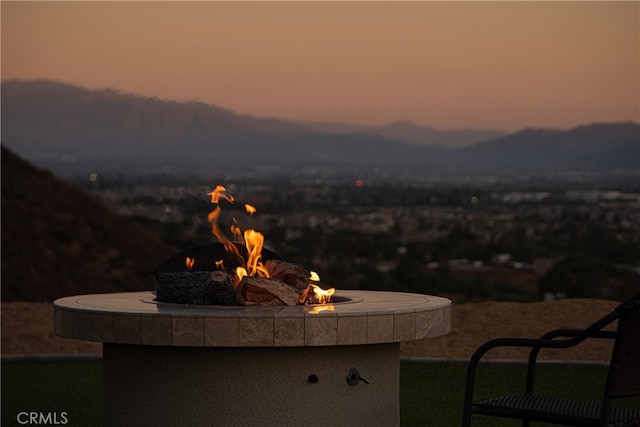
114,315,141,344
140,316,172,345
205,317,239,346
172,317,204,346
239,317,274,346
54,291,451,347
91,312,115,342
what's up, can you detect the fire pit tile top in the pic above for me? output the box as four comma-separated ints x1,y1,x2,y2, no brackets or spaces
54,290,451,347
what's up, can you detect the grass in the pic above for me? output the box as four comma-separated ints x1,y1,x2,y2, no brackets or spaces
400,361,640,426
1,361,102,427
2,360,638,426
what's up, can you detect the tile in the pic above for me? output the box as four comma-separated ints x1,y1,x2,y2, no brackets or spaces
172,317,205,346
367,314,394,343
239,317,274,346
140,316,172,345
337,316,367,345
59,310,75,338
305,316,337,346
205,317,239,346
443,306,452,334
54,309,63,336
394,312,416,341
274,317,304,347
114,315,141,344
73,312,91,340
415,309,441,339
91,313,115,342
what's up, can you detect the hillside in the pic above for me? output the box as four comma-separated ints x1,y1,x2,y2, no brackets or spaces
1,146,179,302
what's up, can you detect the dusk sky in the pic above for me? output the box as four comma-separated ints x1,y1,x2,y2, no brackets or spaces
2,1,638,131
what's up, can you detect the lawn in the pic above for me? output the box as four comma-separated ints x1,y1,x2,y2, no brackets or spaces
2,360,638,426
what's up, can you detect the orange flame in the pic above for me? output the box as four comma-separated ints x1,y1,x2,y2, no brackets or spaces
311,284,335,304
207,185,234,204
244,229,269,278
208,205,239,255
308,305,336,314
236,266,248,281
207,185,270,287
230,221,243,242
206,185,331,303
186,257,195,271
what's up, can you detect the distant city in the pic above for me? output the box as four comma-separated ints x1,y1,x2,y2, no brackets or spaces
72,171,640,302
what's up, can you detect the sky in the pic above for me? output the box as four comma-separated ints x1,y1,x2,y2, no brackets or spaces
2,1,639,131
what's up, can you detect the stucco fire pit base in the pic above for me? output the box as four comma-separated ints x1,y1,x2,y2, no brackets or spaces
54,290,451,427
104,342,400,426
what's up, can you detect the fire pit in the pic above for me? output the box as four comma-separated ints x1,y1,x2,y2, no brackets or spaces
53,185,451,426
55,290,450,426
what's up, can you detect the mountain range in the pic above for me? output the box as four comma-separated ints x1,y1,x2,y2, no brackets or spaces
1,79,638,175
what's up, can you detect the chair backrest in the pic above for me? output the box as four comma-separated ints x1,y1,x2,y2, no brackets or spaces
605,293,640,398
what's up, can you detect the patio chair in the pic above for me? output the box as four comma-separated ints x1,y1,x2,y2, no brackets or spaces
462,293,640,427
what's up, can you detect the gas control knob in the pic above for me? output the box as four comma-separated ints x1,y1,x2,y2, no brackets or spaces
346,368,370,386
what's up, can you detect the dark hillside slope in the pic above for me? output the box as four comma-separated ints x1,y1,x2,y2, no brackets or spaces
1,146,179,301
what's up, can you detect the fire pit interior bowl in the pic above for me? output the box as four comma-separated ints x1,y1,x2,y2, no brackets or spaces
147,293,355,306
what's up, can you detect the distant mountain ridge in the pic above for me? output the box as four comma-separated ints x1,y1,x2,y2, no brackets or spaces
1,79,435,165
299,120,505,148
456,123,640,170
2,79,638,174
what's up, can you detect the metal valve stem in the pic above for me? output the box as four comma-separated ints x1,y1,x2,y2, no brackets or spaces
346,368,370,386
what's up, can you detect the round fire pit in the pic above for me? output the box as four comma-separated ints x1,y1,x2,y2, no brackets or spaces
54,290,450,427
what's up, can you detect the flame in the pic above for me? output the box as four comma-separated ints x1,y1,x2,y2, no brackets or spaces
208,205,240,257
186,257,195,271
308,305,336,315
215,260,225,270
205,185,332,304
236,266,248,281
230,222,243,241
244,229,269,277
207,185,234,204
207,185,269,287
311,284,335,304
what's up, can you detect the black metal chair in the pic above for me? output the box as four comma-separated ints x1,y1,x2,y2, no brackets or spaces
462,293,640,427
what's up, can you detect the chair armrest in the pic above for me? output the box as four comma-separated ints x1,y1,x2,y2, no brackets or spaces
538,328,616,340
463,335,573,424
463,310,620,426
524,329,616,392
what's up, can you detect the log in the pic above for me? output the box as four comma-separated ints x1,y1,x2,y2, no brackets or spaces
235,276,309,306
156,271,236,305
264,259,310,290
